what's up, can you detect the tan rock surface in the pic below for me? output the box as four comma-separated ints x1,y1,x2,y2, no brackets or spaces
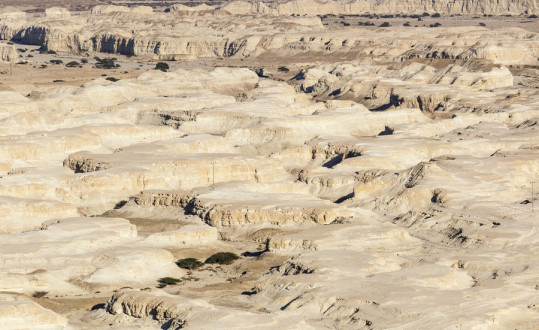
0,3,537,329
0,294,68,329
223,0,538,16
0,43,16,63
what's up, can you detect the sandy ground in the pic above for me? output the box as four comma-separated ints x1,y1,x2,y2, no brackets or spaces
0,41,217,92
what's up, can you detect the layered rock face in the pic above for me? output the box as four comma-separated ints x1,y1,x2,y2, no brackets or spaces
223,0,539,16
0,3,538,330
0,5,537,64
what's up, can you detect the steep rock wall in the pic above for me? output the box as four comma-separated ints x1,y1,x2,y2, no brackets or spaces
224,0,538,16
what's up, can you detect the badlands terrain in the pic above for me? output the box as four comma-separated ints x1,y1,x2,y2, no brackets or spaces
0,1,538,329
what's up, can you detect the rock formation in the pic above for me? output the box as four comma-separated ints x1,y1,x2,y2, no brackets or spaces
0,2,537,329
223,0,539,16
0,5,537,62
0,43,16,62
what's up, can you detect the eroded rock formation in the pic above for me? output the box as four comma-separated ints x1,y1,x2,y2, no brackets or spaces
0,2,537,329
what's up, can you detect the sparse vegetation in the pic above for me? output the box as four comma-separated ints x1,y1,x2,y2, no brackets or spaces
157,277,181,288
176,258,204,270
479,22,486,26
114,200,127,209
154,62,169,72
81,58,88,64
106,77,120,82
94,57,120,69
432,13,441,17
429,22,442,27
66,61,80,68
53,80,65,83
278,66,290,72
50,59,63,65
205,252,239,265
379,22,391,27
17,48,27,53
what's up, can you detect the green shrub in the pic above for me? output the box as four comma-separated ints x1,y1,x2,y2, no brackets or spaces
95,57,119,69
53,79,65,83
176,258,204,270
114,200,127,209
50,59,63,65
47,50,57,54
81,58,88,64
66,61,80,67
205,252,239,265
379,22,391,27
155,62,169,72
157,277,181,287
106,77,120,82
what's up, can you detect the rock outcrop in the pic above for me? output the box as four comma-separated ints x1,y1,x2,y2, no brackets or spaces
0,294,68,329
0,43,16,62
0,7,536,64
223,0,539,16
44,6,71,19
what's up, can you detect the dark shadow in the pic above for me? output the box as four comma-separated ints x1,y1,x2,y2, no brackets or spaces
91,303,106,311
242,250,265,257
280,296,301,311
378,126,394,136
370,102,393,111
322,155,344,168
328,88,341,97
334,192,354,204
